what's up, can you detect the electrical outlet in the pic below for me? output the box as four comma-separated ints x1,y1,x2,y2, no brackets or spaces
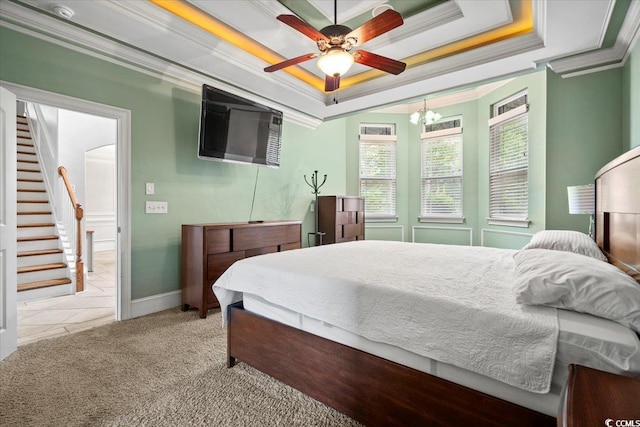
145,201,168,214
145,182,155,195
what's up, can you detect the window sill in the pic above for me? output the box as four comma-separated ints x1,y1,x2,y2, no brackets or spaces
366,216,398,223
419,216,465,224
487,218,530,228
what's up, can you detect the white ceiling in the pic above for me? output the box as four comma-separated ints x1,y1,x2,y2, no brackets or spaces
1,0,638,127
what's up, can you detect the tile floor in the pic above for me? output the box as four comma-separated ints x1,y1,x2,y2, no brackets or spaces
17,250,117,346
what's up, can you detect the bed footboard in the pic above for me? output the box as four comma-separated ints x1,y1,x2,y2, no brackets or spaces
226,302,555,427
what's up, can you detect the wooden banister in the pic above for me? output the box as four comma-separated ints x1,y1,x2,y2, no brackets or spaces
58,166,84,292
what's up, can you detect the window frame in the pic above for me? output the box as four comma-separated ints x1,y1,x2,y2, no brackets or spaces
419,121,464,223
487,91,530,228
358,123,397,221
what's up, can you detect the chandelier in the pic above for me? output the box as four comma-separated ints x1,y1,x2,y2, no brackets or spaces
410,99,442,126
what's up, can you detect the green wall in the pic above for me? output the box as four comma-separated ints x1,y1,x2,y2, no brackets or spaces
623,32,640,150
0,27,347,300
545,68,624,232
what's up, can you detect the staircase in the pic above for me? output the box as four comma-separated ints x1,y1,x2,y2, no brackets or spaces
16,115,72,301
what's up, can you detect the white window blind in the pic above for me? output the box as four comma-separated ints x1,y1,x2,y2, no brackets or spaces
488,97,529,225
420,125,463,221
359,124,396,220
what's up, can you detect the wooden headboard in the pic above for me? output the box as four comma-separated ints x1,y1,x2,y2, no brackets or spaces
595,146,640,282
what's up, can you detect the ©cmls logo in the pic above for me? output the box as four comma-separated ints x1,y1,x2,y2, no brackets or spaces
604,419,640,427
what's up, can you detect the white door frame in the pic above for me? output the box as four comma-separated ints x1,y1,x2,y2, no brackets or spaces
1,80,132,321
0,86,18,360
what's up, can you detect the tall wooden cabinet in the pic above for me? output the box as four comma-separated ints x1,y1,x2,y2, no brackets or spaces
317,196,365,245
181,221,301,318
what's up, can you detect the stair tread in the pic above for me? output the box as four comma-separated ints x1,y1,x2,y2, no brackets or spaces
17,189,46,193
17,235,59,242
17,178,44,182
18,278,72,292
18,262,67,273
17,151,36,155
17,168,40,172
17,199,48,203
18,249,63,257
18,211,52,215
17,222,55,228
18,160,38,164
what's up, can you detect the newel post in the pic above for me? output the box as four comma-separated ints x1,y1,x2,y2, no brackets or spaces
75,205,84,292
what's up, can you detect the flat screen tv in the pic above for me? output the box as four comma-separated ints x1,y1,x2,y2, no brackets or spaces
198,84,283,168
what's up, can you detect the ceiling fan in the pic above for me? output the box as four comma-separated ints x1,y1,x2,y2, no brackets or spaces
264,1,407,92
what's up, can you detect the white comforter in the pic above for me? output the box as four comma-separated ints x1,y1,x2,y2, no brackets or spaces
213,240,559,393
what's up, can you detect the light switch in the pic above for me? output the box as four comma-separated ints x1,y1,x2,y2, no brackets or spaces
145,201,168,214
145,182,155,195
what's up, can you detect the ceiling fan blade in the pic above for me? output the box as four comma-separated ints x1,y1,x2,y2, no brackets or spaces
325,75,341,92
277,15,329,43
353,50,406,75
264,53,319,72
346,9,403,46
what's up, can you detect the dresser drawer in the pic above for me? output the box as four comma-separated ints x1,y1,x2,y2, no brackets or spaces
207,251,245,280
342,223,363,239
280,242,301,251
342,197,364,212
233,224,300,250
246,245,278,258
206,229,231,254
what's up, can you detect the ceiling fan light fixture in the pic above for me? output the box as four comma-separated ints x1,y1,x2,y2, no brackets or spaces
317,48,354,77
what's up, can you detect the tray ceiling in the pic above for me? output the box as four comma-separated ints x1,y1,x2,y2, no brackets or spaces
1,0,638,127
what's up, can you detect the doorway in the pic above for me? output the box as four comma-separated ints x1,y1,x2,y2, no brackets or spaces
18,112,118,345
2,81,132,346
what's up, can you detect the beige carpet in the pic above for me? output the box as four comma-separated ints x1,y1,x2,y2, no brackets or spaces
1,308,361,426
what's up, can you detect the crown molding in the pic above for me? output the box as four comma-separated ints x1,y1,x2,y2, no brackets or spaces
548,0,640,75
363,1,465,53
0,1,323,128
332,32,543,105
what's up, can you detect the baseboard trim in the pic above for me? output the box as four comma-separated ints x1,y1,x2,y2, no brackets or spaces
130,290,181,318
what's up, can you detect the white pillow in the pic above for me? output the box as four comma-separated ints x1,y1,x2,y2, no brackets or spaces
522,230,607,262
513,249,640,334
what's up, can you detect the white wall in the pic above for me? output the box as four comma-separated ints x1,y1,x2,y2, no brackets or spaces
85,146,116,251
58,109,116,202
57,109,117,251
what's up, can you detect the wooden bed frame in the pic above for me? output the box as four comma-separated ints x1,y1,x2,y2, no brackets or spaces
226,146,640,427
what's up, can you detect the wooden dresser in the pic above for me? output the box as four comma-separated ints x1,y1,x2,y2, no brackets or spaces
317,196,365,245
181,221,301,318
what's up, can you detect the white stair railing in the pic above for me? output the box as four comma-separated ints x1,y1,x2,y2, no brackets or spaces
58,166,84,292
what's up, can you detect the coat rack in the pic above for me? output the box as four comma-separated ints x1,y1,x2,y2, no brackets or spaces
304,170,327,246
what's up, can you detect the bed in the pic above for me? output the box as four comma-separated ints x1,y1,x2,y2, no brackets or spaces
214,146,640,426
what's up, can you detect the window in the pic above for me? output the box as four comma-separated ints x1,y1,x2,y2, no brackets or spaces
488,92,529,227
420,119,463,222
359,124,396,220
